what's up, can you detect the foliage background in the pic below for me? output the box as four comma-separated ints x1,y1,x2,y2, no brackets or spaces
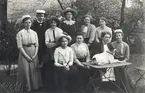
0,0,144,64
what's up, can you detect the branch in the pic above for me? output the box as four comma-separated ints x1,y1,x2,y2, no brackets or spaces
57,0,64,10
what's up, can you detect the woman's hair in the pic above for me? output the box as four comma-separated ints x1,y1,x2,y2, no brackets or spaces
59,36,70,43
22,17,31,23
99,17,107,22
115,32,124,37
76,32,84,38
101,32,111,38
107,43,115,52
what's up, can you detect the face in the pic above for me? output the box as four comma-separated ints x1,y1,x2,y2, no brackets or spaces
51,21,57,29
84,17,91,25
99,19,106,26
24,19,32,29
102,34,111,44
37,14,45,21
61,37,68,47
76,35,84,44
116,33,123,42
65,12,73,20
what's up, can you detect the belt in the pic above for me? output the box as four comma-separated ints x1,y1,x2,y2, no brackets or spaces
23,43,35,47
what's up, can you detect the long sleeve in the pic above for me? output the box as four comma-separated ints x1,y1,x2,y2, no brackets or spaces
68,48,74,66
16,32,22,49
88,25,96,44
125,44,130,61
45,30,49,45
95,29,100,42
35,32,39,47
86,45,90,62
54,48,64,67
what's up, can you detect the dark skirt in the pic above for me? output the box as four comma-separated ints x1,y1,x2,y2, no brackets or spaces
114,57,135,93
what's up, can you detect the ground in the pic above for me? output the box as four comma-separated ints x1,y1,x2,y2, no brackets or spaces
0,54,145,93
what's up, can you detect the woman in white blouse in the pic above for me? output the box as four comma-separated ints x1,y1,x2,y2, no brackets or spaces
54,35,73,92
16,15,42,92
71,33,90,92
71,33,90,66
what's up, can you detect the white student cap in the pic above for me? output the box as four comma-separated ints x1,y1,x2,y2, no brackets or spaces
36,10,45,14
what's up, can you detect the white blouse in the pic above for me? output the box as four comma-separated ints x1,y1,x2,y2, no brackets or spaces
54,47,74,66
16,29,39,48
71,43,90,59
45,27,63,45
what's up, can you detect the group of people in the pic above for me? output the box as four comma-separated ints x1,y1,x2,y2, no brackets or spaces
16,7,134,93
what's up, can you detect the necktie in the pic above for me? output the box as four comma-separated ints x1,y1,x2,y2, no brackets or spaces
53,29,56,42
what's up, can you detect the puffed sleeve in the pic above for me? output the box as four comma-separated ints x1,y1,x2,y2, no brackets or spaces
45,29,49,45
16,32,22,49
35,32,39,47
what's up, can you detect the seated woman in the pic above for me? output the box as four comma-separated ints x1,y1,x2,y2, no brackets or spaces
112,29,135,93
91,43,120,82
54,35,73,92
91,31,112,57
91,32,116,83
71,33,90,91
71,33,90,66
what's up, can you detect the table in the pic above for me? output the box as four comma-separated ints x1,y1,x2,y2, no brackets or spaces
134,67,145,87
83,62,132,93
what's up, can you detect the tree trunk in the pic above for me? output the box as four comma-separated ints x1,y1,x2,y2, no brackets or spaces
0,0,7,22
120,0,126,27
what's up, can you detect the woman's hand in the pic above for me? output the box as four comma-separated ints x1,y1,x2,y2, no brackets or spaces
79,63,85,67
31,55,36,60
47,42,56,48
26,56,33,62
64,65,70,71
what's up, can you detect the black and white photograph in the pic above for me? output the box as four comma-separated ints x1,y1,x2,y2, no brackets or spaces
0,0,145,93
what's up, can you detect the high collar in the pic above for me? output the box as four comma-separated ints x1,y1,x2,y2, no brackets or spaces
36,19,44,23
64,20,75,25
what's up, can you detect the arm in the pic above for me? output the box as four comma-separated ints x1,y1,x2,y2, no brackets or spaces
95,29,100,43
124,44,130,61
86,44,90,62
54,48,64,67
68,48,74,66
32,32,39,59
88,25,96,44
71,45,84,66
45,30,49,48
16,32,32,61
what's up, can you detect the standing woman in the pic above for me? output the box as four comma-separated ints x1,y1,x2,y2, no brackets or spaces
61,7,77,44
45,17,64,88
16,15,42,92
112,29,135,93
54,35,73,92
81,15,96,47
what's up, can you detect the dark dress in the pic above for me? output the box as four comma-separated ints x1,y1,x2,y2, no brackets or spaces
31,19,49,62
91,38,104,57
61,20,77,44
31,19,50,85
